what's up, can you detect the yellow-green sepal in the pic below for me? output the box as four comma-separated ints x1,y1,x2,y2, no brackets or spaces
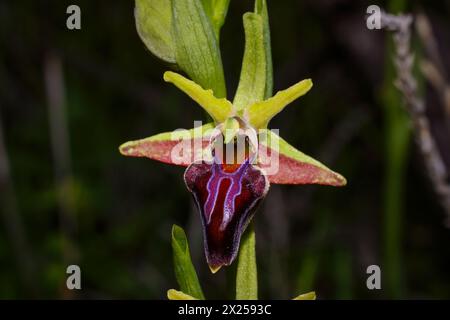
258,129,347,186
119,122,215,166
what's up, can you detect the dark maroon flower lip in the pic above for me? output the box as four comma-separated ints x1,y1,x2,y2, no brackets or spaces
185,157,269,272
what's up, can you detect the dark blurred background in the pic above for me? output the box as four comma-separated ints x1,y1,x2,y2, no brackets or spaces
1,0,449,299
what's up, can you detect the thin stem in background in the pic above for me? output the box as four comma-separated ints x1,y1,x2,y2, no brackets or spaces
381,12,450,223
43,52,79,297
416,13,450,141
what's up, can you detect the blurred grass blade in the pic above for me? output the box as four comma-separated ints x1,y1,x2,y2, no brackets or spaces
236,224,258,300
172,0,226,98
201,0,230,40
172,225,205,300
135,0,176,63
233,12,266,111
254,0,273,99
382,0,411,299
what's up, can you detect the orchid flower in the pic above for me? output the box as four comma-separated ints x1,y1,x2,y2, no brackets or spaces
119,70,346,272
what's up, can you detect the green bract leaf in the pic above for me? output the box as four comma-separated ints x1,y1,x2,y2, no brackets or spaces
119,122,215,166
258,130,347,186
201,0,230,40
172,225,205,300
167,289,198,300
247,79,313,129
164,71,233,123
234,13,266,112
135,0,175,64
254,0,273,99
236,224,258,300
292,291,316,300
172,0,227,98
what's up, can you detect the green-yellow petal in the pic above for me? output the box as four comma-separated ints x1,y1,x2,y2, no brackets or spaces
246,79,313,128
164,71,233,123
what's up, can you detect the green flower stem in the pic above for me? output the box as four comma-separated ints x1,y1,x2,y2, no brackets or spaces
236,223,258,300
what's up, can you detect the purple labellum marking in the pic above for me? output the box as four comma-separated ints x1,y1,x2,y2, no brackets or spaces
203,160,249,230
184,158,269,270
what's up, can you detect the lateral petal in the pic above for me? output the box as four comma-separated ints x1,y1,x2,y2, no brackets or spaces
247,79,312,128
164,71,233,123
